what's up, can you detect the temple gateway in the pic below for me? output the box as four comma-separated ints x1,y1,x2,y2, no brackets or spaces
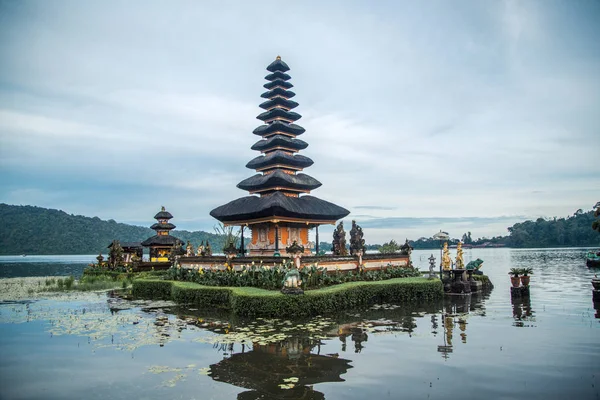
210,56,349,256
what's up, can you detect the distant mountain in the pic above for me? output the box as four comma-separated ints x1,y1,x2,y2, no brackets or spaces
0,204,227,255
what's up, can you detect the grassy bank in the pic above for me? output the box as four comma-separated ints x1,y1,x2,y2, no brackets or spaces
132,277,443,317
0,275,128,301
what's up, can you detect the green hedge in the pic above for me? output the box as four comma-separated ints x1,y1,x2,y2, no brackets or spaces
132,277,443,317
131,279,173,299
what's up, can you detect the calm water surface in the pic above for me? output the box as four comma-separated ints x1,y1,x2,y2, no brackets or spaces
0,248,599,400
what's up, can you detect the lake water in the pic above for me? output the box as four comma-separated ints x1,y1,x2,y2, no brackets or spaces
0,248,599,400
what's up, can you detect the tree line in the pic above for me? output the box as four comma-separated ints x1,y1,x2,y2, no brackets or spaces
387,207,599,250
1,204,598,255
0,204,230,255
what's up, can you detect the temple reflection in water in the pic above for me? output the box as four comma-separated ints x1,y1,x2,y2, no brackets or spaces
209,338,352,400
109,287,498,393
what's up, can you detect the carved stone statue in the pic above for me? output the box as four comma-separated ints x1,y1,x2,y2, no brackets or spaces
197,242,204,256
281,259,304,295
455,242,464,269
349,220,366,256
186,241,194,257
400,239,413,256
332,221,348,256
286,240,305,269
108,240,123,269
466,258,484,271
205,241,212,256
428,254,437,279
282,269,302,288
442,242,452,271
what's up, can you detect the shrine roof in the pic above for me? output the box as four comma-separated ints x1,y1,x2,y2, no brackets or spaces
250,135,308,152
264,71,291,81
253,121,305,136
150,222,176,230
210,192,350,223
259,97,299,110
237,170,321,192
263,80,294,90
246,151,314,170
266,57,290,72
107,241,142,249
154,210,173,220
260,88,296,99
141,235,182,247
257,108,301,122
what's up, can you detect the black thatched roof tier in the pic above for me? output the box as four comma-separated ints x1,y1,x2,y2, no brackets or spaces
154,210,173,219
237,170,321,192
263,79,293,90
150,222,176,230
210,192,350,223
141,235,182,247
250,135,308,152
259,97,299,111
246,150,314,169
246,151,314,170
266,57,290,72
253,121,305,136
260,88,295,99
107,241,142,249
265,71,291,81
257,108,301,122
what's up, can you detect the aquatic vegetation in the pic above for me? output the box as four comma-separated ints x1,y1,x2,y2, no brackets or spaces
191,315,337,346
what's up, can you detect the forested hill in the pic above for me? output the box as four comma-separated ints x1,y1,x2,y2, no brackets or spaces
505,209,600,248
0,204,225,255
408,208,600,249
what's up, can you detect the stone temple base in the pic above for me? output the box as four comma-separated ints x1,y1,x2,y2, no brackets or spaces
281,287,304,295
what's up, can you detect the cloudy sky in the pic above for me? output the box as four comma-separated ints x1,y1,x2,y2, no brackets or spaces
0,0,598,243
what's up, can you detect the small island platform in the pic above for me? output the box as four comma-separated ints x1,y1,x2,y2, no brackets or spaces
132,276,443,317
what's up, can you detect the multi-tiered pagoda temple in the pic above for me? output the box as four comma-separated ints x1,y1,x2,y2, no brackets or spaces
141,206,182,261
210,56,349,256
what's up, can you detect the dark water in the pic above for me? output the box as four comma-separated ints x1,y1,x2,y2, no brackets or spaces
0,255,98,278
0,248,599,400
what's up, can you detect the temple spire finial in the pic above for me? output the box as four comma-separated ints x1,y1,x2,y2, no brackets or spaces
276,55,281,60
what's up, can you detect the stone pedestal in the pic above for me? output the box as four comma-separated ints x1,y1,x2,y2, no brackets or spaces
451,281,471,294
281,287,304,295
510,285,530,298
470,280,482,293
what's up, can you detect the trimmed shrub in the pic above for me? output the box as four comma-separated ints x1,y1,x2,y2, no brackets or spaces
132,277,443,317
131,279,173,299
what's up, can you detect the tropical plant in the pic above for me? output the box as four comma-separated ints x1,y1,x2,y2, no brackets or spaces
214,222,241,248
520,267,533,276
593,201,600,233
379,239,401,254
508,268,521,277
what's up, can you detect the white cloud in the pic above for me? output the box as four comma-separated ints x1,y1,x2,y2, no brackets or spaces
0,0,598,240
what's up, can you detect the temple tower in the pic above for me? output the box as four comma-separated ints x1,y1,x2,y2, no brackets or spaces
141,206,182,261
210,57,349,256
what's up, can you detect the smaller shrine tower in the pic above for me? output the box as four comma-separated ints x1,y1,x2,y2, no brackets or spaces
141,206,182,262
